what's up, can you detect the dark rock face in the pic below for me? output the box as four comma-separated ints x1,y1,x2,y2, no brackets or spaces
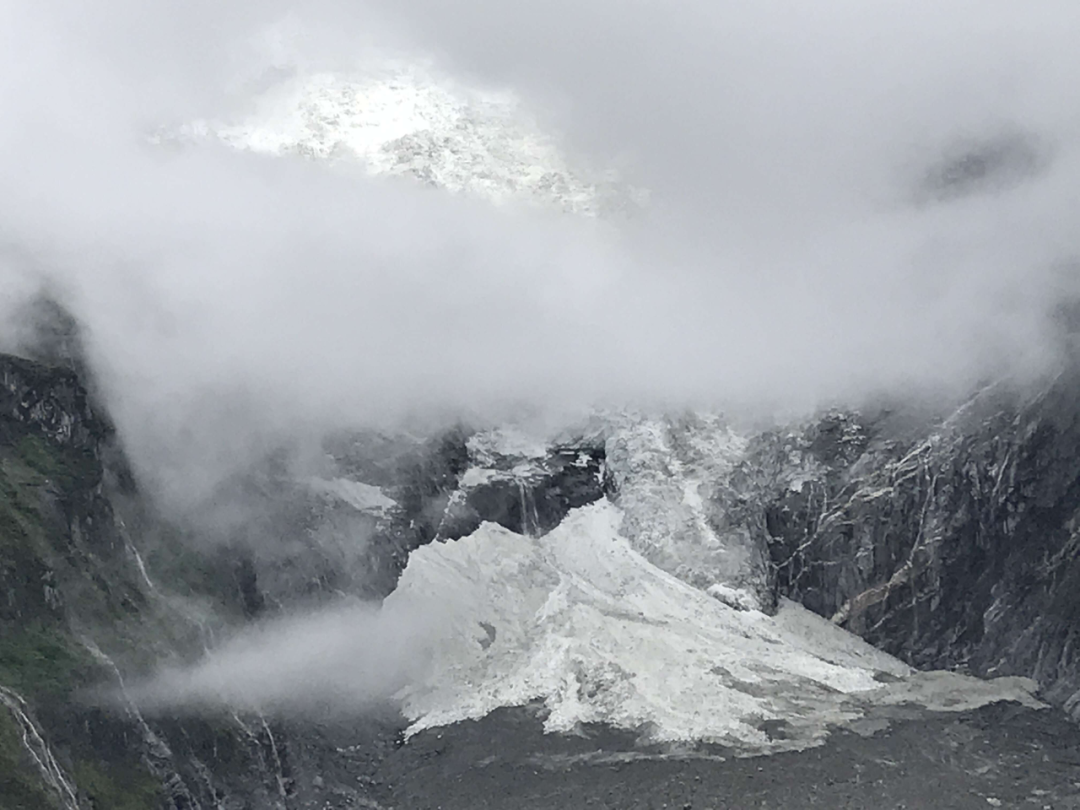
0,354,137,630
436,444,608,541
0,353,202,808
755,369,1080,716
0,353,107,458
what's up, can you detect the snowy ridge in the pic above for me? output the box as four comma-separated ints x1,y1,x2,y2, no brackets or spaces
181,50,1045,753
182,61,644,215
389,501,1041,753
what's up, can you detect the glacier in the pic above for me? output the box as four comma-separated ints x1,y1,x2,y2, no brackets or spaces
179,57,1045,754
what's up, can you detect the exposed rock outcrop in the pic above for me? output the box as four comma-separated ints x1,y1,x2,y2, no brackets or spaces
756,370,1080,718
9,338,1080,805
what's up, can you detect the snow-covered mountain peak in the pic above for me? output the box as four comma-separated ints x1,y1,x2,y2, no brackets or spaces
179,59,645,215
150,45,1058,758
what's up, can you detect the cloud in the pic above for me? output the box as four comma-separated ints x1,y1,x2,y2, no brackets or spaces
122,598,437,715
1,0,1079,511
5,0,1077,719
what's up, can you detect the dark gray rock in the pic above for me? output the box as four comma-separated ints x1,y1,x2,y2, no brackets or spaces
756,367,1080,718
11,331,1080,808
436,444,608,541
371,701,1080,810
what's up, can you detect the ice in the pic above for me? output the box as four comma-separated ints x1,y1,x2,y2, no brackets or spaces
388,501,1042,753
604,414,770,609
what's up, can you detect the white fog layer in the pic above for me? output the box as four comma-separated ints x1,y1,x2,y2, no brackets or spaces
0,0,1076,751
3,2,1080,511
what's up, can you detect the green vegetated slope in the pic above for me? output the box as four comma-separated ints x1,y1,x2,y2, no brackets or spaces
0,355,161,808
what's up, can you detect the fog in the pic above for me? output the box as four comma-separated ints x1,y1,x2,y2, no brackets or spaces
3,1,1080,713
4,1,1080,506
123,599,437,715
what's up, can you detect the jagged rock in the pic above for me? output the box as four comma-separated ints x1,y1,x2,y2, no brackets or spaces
0,352,208,808
754,369,1080,719
0,353,107,457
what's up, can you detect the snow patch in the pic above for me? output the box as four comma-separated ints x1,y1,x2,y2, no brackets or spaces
467,427,551,466
179,61,644,215
307,477,396,514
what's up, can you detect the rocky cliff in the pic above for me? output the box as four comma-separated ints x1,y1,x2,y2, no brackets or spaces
0,352,410,808
758,367,1080,714
0,352,171,808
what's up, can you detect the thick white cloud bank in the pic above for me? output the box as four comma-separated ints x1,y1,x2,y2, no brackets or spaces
2,1,1080,516
1,2,1075,746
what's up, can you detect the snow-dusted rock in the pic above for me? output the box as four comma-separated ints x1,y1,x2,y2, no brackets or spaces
605,413,772,611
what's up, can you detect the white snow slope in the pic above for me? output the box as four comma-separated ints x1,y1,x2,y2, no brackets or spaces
389,499,1041,754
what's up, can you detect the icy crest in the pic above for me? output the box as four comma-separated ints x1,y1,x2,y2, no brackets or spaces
182,61,644,215
391,501,1041,752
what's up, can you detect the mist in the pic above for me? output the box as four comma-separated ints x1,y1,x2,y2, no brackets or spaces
122,599,437,716
3,1,1080,713
3,0,1079,508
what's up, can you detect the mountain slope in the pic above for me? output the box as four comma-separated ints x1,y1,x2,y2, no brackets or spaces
5,58,1080,809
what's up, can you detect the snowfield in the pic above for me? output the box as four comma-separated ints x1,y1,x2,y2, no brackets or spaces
388,500,1042,754
181,60,645,216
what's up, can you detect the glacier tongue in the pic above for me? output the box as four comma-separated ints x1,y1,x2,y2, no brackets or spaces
388,500,1041,753
170,44,1049,754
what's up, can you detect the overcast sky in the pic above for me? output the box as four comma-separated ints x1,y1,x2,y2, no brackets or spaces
6,0,1078,718
2,0,1079,511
